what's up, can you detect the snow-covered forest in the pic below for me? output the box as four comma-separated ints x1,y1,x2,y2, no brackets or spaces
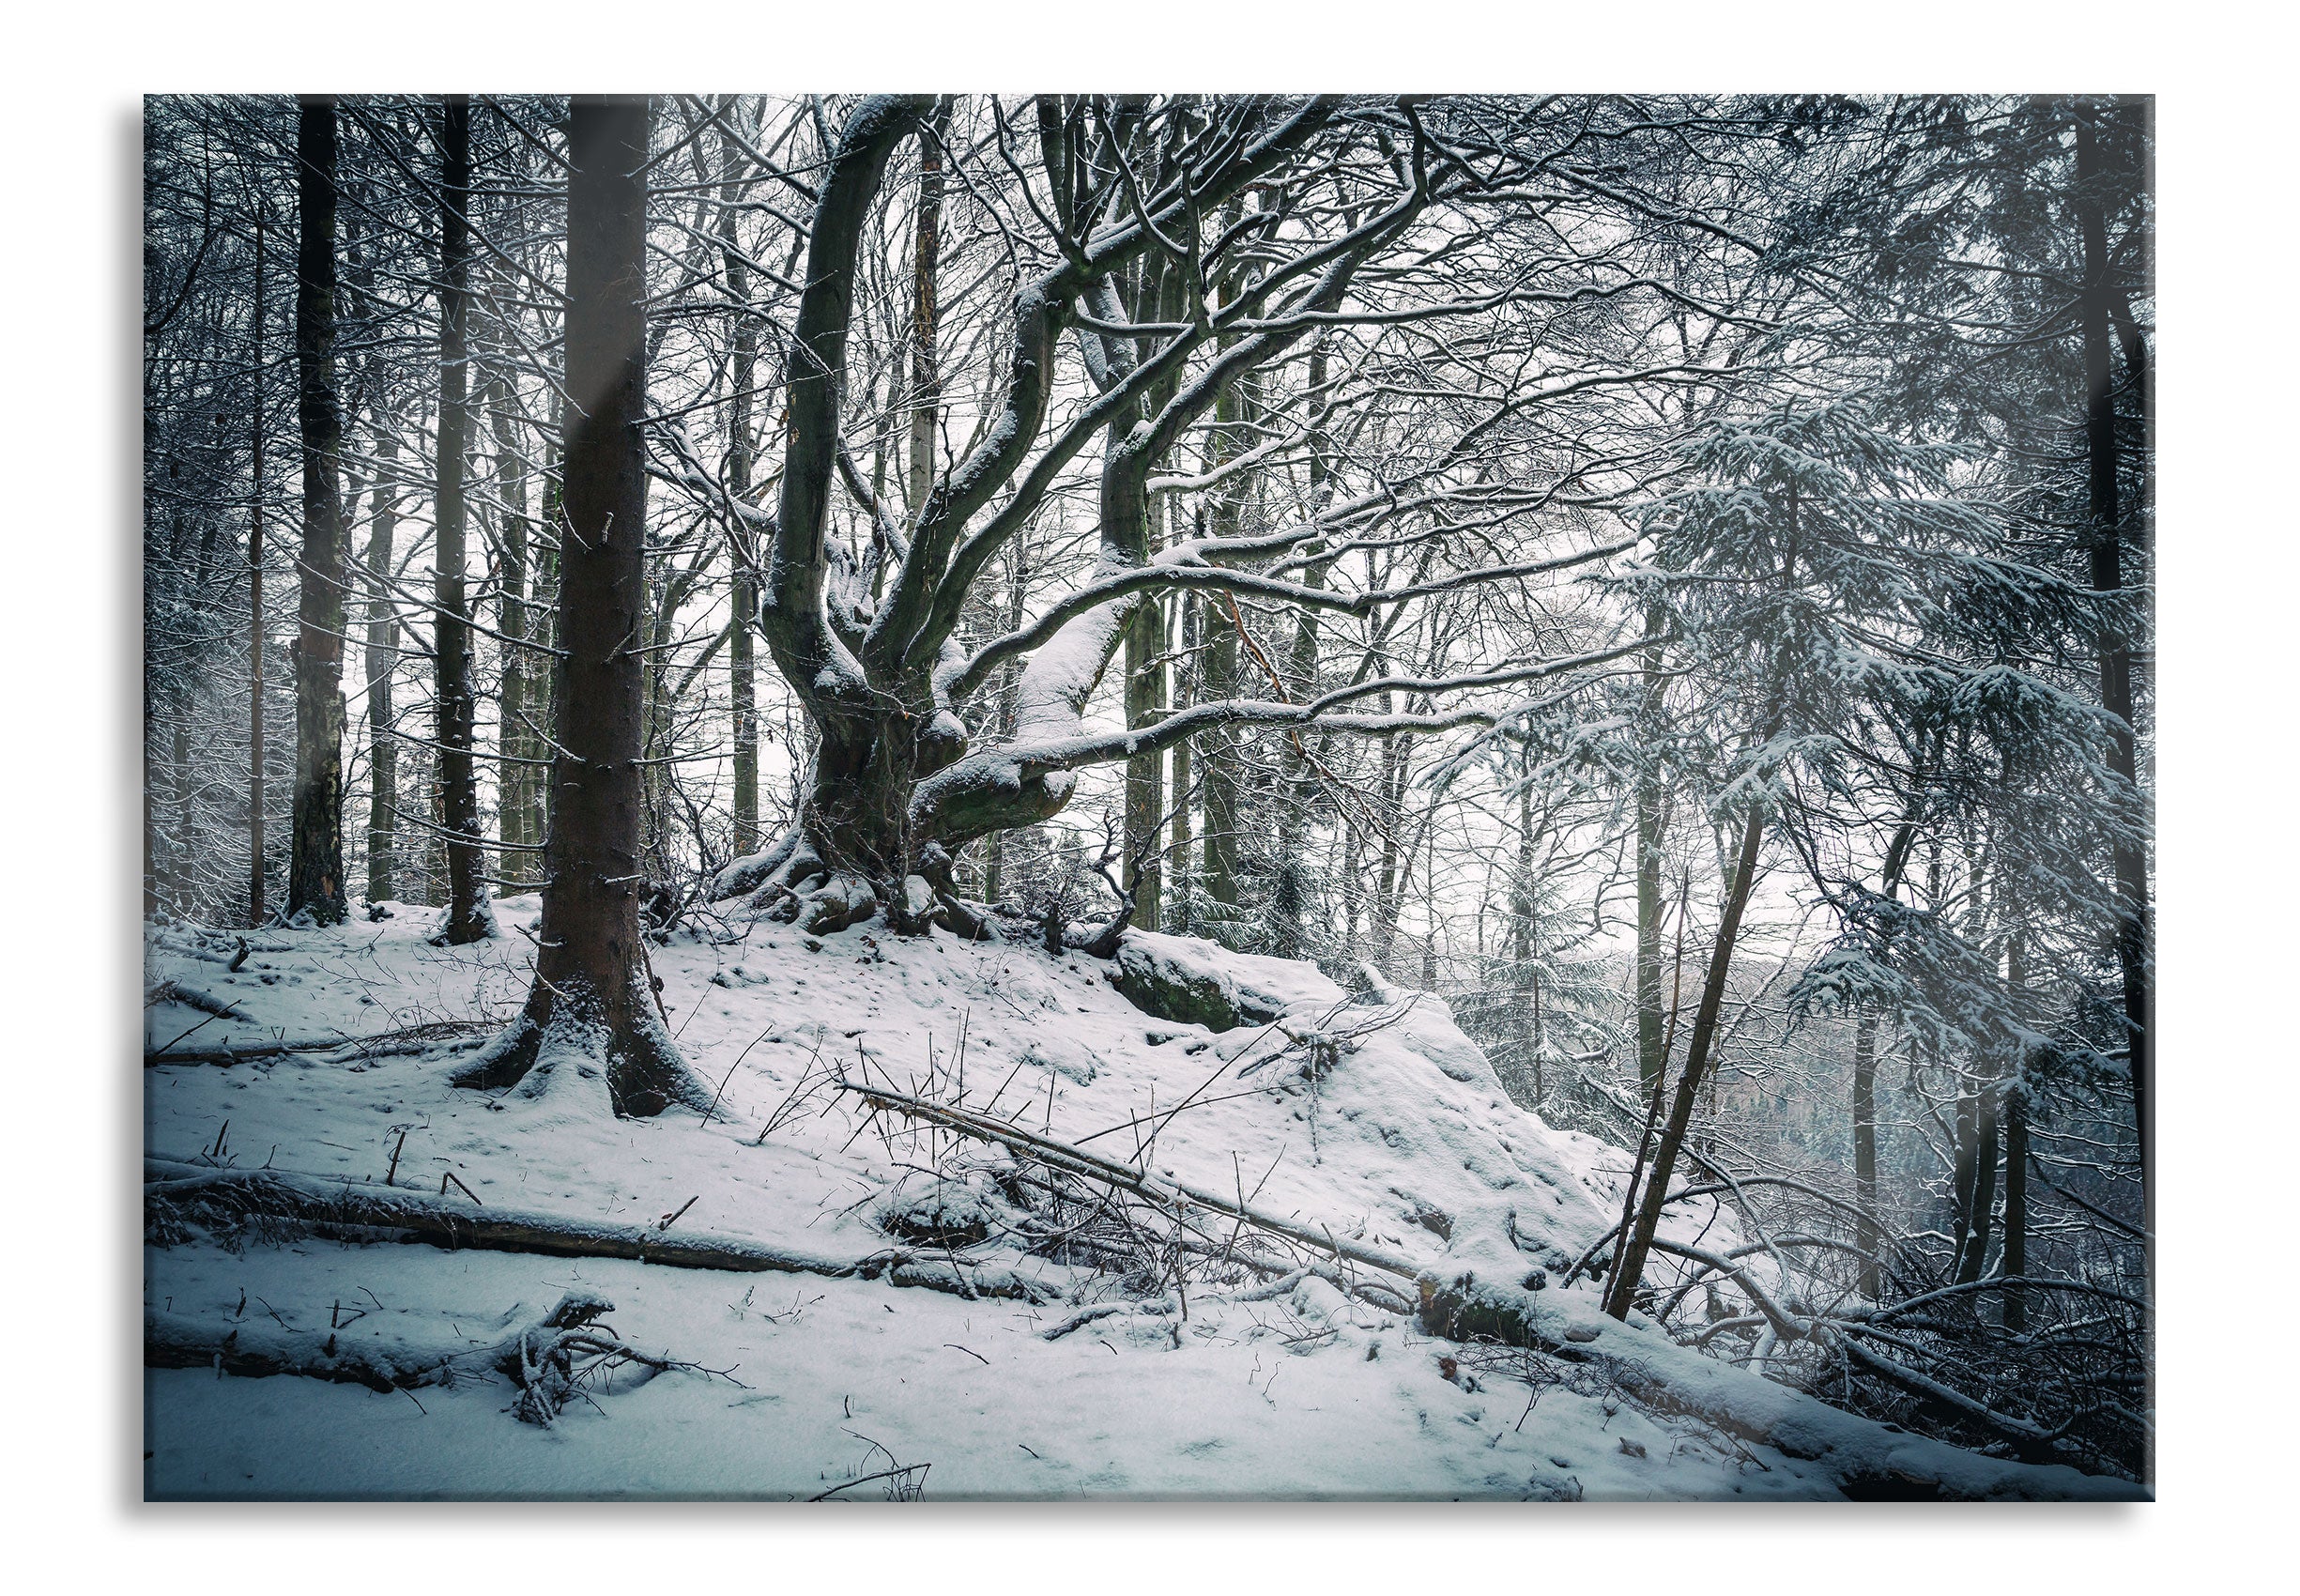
141,92,2152,1500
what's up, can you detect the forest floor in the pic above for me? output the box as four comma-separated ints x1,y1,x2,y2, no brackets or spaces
142,902,2134,1500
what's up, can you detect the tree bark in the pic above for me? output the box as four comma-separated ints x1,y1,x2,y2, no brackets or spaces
452,96,709,1118
248,207,268,925
905,105,948,521
490,370,533,891
2077,108,2151,1227
717,106,761,861
1954,1068,2001,1286
1604,802,1766,1320
364,423,400,904
1633,605,1668,1096
1851,1009,1881,1298
431,97,491,942
285,99,348,925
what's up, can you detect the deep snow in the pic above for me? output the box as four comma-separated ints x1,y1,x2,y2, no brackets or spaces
143,905,2131,1500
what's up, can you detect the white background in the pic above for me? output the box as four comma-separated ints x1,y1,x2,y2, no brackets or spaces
2,4,2279,1585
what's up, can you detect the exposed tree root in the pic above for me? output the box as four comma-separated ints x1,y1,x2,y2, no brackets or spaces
448,986,715,1118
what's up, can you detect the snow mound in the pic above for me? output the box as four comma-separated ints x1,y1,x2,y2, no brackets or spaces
142,914,2134,1500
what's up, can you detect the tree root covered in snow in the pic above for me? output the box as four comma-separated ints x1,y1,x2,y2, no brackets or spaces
449,994,715,1119
145,1288,703,1426
144,1158,1061,1305
712,829,997,942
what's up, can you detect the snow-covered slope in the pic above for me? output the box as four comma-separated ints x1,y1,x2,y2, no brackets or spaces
143,909,2134,1500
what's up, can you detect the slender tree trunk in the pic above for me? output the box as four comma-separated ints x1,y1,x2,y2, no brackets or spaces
717,108,761,861
1510,763,1540,1103
528,391,562,856
452,96,708,1118
1633,605,1667,1095
491,372,532,892
1124,499,1165,932
1955,1067,2001,1285
285,99,348,926
364,426,400,904
431,97,491,943
2078,109,2151,1228
905,104,947,521
1604,802,1766,1320
248,207,268,925
2003,926,2032,1330
1851,1010,1881,1298
1170,593,1195,935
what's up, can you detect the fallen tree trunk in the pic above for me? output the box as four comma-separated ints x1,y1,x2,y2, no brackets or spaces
834,1082,2139,1500
146,1289,674,1426
835,1080,1427,1283
1417,1274,2139,1499
144,1157,1057,1303
146,1020,498,1067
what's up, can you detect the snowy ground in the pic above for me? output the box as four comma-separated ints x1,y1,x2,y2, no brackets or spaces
144,904,2124,1500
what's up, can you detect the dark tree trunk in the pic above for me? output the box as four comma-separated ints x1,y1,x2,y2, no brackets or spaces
717,109,761,861
491,371,533,892
2077,109,2151,1227
1955,1069,2001,1286
286,99,348,926
905,105,947,521
453,96,709,1119
431,97,492,944
364,425,400,904
1510,763,1540,1103
1604,802,1766,1321
248,207,268,925
2003,1085,2030,1331
526,391,562,858
1633,605,1667,1096
1168,595,1194,936
1851,1009,1881,1298
1124,497,1165,932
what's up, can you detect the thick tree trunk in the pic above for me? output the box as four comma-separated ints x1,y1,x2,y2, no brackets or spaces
2077,111,2151,1226
285,99,348,926
430,98,491,943
1604,802,1766,1320
452,96,708,1118
364,425,399,904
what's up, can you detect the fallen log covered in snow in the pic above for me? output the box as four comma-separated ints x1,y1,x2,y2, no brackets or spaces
143,1157,1060,1303
1417,1274,2142,1500
146,1289,684,1426
834,1084,2143,1500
